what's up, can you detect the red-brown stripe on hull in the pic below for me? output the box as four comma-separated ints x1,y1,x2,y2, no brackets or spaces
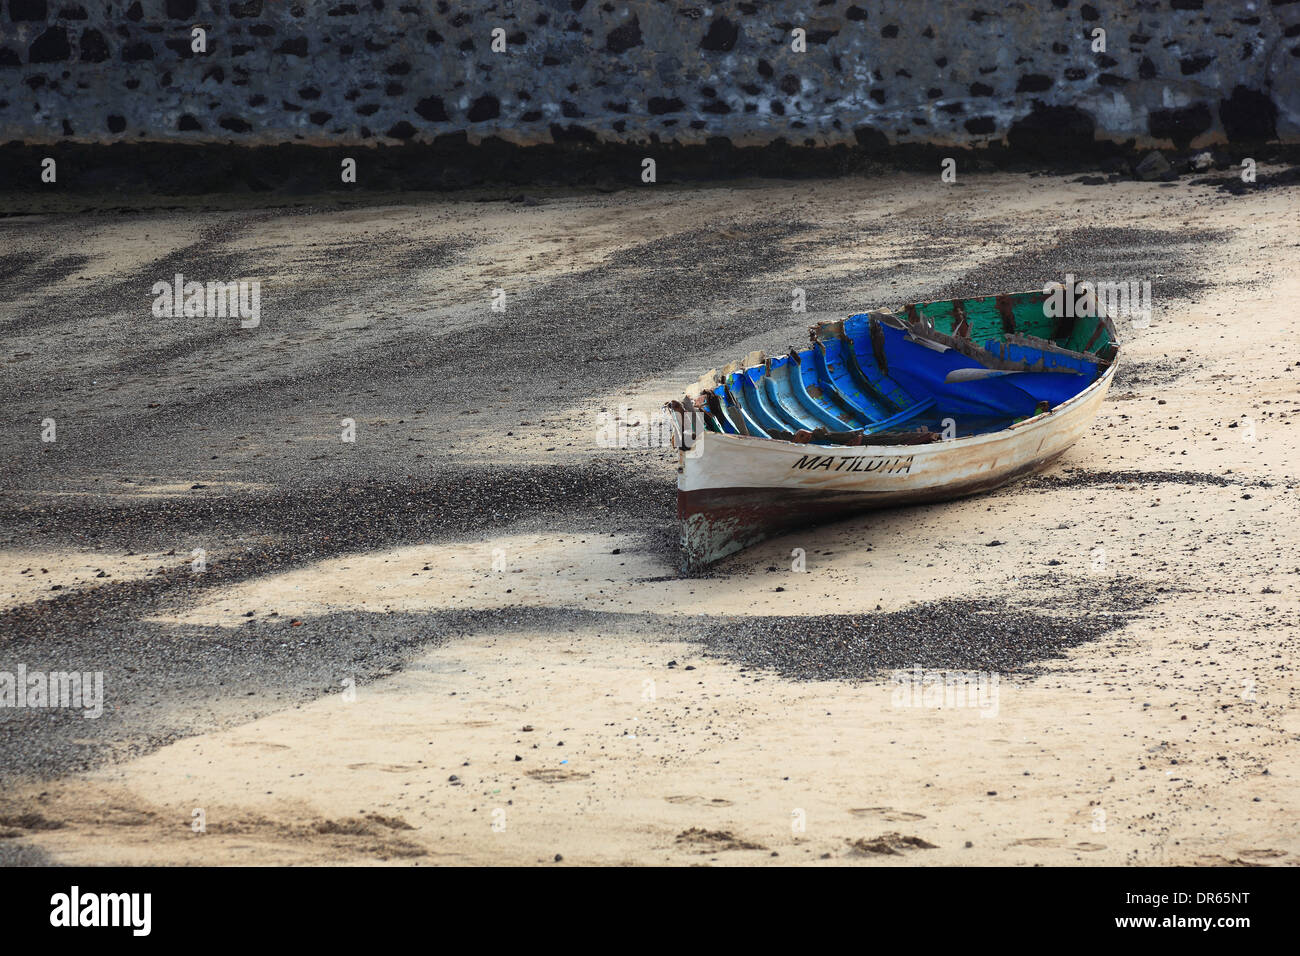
678,449,1067,571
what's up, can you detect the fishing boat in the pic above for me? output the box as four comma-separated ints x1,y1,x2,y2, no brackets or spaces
667,288,1119,570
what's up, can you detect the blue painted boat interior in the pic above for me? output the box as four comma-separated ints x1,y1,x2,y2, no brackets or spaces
698,292,1114,442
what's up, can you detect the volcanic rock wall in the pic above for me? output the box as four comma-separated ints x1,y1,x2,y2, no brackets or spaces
1,0,1297,150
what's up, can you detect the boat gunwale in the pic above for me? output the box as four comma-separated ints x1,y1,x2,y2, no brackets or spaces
675,355,1118,459
669,288,1121,458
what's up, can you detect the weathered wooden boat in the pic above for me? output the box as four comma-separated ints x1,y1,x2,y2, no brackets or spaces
667,289,1119,570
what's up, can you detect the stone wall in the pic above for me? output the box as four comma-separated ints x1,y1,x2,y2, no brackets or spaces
1,0,1297,152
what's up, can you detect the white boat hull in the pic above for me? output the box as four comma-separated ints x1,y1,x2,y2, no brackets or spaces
675,361,1116,569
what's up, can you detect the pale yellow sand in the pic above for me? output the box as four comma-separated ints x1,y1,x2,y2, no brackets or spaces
0,550,183,612
18,613,1297,866
4,171,1298,865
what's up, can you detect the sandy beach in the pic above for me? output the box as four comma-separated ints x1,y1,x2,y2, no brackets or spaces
1,169,1297,865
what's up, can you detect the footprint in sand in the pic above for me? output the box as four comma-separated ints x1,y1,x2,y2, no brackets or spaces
676,828,766,852
1238,848,1286,859
1011,837,1065,848
848,807,927,822
1194,855,1265,867
526,768,591,783
665,795,734,807
346,762,415,773
848,833,937,856
1012,837,1106,851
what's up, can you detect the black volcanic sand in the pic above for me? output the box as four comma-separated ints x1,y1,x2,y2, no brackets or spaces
0,463,674,554
0,198,1236,781
1,216,821,486
1,218,1229,489
1113,355,1201,391
1191,164,1300,195
1022,469,1279,490
0,576,1154,782
693,575,1163,683
929,225,1226,309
